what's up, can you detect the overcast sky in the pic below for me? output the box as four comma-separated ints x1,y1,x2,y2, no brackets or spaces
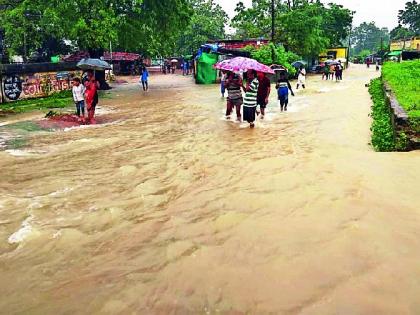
215,0,407,30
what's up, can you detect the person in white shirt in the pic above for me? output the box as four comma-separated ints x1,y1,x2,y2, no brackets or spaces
72,77,85,117
296,65,306,89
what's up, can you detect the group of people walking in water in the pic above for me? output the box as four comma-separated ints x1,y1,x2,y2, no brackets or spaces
221,61,344,128
221,68,298,128
322,60,344,81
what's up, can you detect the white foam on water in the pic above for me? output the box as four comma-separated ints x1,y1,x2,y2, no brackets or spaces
8,216,34,244
5,150,35,157
49,187,74,197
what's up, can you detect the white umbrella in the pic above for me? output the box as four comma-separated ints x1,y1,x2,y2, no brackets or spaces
77,58,112,71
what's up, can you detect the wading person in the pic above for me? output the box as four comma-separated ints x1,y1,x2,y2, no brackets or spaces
276,72,295,112
225,71,243,121
296,65,306,90
322,64,330,80
243,70,259,128
72,78,85,119
140,66,149,91
220,70,227,98
256,71,271,119
84,71,99,124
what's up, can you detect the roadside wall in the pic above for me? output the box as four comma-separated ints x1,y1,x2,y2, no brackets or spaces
0,63,80,103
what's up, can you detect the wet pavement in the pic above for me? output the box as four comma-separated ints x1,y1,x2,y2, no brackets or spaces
1,65,420,314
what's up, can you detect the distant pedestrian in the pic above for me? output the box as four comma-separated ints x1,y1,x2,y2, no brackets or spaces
140,66,149,91
296,65,306,89
276,72,295,112
376,60,380,71
322,64,330,80
243,70,259,128
72,78,85,118
256,72,271,119
329,64,335,80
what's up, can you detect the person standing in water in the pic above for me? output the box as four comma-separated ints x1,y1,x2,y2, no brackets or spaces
72,78,85,119
276,72,295,112
243,70,259,128
256,72,271,119
225,71,243,121
140,66,149,91
220,70,227,98
296,65,306,89
84,71,99,124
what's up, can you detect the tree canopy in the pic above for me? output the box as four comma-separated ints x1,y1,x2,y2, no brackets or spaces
398,0,420,35
176,0,228,56
231,0,353,57
350,22,390,56
0,0,192,58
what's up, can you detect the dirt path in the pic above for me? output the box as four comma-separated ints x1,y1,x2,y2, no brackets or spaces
0,65,419,314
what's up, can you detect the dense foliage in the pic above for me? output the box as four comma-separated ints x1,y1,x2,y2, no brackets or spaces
242,43,299,75
382,60,420,133
368,78,396,152
398,0,420,34
0,0,192,57
350,22,390,56
176,0,228,56
231,0,353,57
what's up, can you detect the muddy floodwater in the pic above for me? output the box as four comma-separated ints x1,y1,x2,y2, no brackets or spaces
1,65,420,314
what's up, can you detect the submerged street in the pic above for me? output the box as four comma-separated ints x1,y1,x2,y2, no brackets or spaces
1,64,420,314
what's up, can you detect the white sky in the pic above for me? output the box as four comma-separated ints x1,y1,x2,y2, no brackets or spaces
216,0,407,30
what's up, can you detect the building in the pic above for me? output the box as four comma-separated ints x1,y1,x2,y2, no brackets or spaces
390,36,420,52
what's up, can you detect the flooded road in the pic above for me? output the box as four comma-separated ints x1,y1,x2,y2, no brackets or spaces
1,64,420,314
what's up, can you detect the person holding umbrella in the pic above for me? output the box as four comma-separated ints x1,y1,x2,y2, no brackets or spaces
84,71,99,124
243,70,259,128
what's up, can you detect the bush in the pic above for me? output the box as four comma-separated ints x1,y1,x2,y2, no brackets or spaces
243,43,299,76
368,78,396,152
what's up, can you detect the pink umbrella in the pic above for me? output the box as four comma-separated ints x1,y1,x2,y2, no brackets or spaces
214,57,275,74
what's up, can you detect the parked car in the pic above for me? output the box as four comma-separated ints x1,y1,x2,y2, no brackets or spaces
310,65,323,74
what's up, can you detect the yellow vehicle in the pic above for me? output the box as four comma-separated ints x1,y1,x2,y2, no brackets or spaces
319,47,348,63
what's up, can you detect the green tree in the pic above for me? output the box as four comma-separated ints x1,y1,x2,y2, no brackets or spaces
231,0,353,57
0,0,192,58
351,22,390,55
176,0,228,55
398,1,420,34
243,43,299,74
390,25,415,40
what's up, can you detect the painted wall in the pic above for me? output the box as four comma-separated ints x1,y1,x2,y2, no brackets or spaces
1,70,82,103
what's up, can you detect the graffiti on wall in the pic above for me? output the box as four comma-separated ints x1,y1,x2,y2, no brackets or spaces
1,70,82,102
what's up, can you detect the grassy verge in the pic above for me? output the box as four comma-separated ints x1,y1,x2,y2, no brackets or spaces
0,90,73,114
369,78,410,152
369,79,396,151
382,60,420,133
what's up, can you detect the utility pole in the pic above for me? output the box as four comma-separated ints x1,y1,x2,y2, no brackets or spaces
347,27,351,68
271,0,275,42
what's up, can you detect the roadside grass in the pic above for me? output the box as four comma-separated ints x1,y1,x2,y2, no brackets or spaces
0,90,73,114
369,78,396,151
382,60,420,133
